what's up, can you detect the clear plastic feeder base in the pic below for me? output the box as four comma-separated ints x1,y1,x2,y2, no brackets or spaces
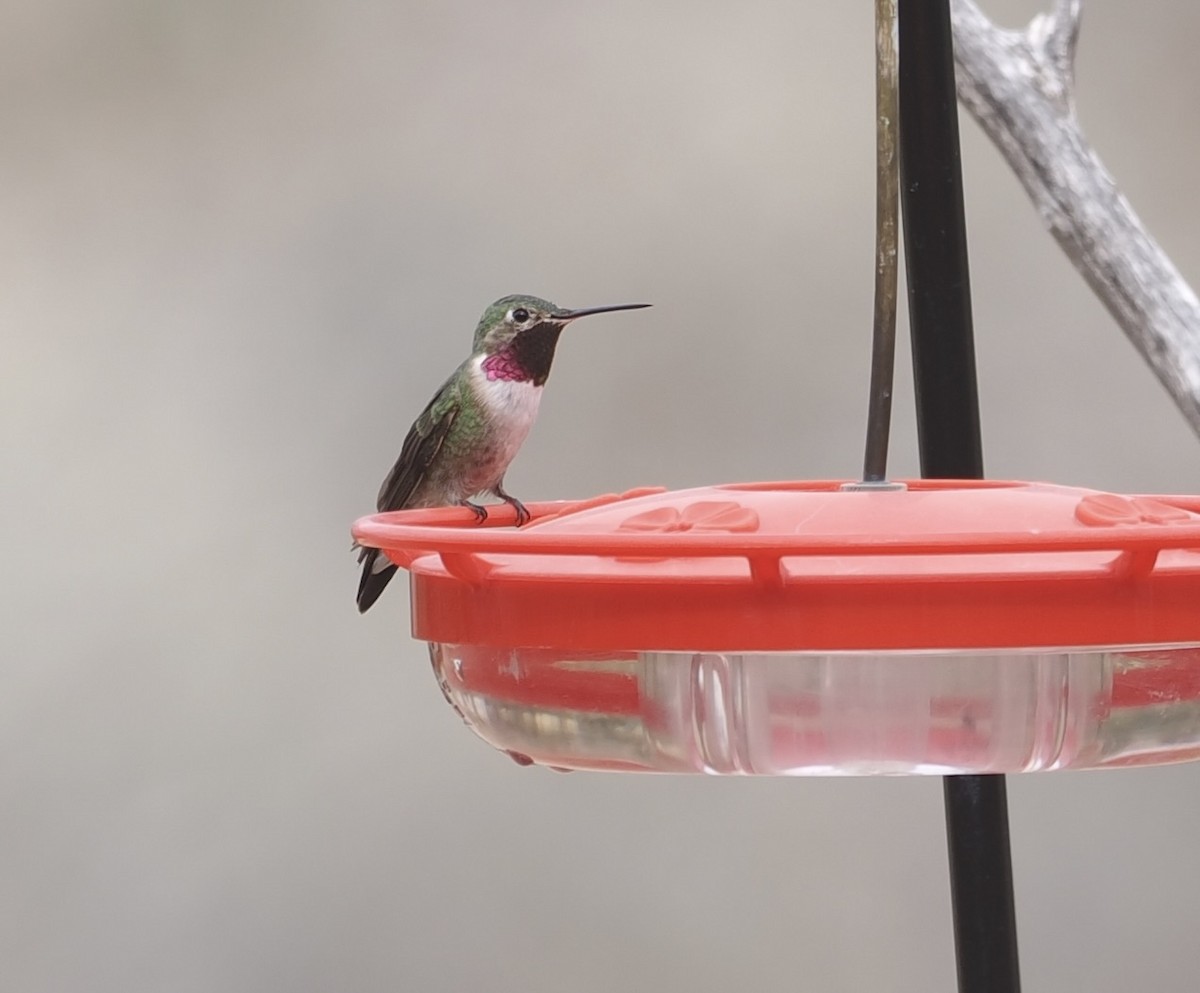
430,643,1200,775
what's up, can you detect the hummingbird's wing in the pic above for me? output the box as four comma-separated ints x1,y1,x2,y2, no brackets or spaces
375,374,460,512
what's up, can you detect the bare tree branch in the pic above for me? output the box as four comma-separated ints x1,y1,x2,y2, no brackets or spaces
951,0,1200,437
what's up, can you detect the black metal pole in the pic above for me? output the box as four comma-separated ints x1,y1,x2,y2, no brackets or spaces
897,3,1021,993
898,0,983,479
940,775,1021,993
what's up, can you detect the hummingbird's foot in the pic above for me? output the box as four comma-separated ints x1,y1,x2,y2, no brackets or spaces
492,482,530,526
460,500,489,524
505,497,530,527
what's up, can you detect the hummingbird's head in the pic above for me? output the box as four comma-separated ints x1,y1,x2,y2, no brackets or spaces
472,295,562,354
471,294,650,386
473,294,651,352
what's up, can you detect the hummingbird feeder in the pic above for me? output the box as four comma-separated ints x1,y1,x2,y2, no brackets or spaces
354,481,1200,775
353,2,1200,991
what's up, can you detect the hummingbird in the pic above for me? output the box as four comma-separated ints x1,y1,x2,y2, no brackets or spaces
356,294,650,612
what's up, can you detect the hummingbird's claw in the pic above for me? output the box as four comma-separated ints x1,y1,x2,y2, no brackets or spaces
491,483,530,526
461,500,489,524
509,499,530,527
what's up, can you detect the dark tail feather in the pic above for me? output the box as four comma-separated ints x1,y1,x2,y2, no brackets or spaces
357,548,398,613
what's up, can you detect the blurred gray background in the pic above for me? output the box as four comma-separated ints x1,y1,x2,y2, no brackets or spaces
5,1,1200,990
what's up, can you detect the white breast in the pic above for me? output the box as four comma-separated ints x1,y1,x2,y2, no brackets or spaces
468,355,544,463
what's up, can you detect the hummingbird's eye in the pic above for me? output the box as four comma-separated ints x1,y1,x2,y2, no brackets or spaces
510,307,531,324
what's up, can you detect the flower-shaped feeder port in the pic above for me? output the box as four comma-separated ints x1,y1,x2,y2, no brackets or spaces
352,480,1200,775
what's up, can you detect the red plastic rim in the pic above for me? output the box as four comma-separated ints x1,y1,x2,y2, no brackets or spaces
352,480,1200,651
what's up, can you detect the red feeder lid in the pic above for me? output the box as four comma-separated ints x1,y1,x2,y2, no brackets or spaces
351,480,1200,652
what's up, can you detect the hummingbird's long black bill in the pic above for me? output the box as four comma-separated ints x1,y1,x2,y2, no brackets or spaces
554,303,651,321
